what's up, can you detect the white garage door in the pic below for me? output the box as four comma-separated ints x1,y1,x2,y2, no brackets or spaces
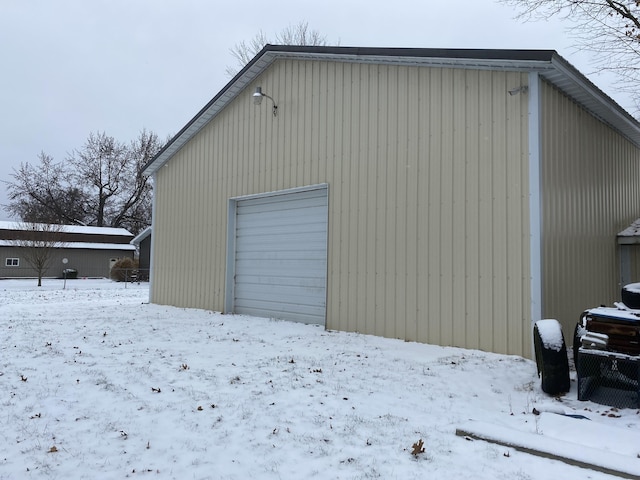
232,186,328,324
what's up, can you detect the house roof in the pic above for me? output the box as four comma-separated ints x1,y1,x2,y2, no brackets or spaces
0,240,136,251
0,221,133,237
143,45,640,176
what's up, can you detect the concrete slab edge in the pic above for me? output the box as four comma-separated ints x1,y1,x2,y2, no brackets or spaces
455,421,640,479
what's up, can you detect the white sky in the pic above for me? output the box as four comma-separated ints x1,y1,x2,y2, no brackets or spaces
0,0,630,220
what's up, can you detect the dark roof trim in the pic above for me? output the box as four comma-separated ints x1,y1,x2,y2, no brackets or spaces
258,45,557,61
143,45,640,175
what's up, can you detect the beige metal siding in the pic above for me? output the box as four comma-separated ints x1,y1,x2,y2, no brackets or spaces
151,59,531,356
540,80,640,338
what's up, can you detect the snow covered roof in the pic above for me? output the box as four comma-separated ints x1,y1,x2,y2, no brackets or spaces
143,45,640,176
617,218,640,244
618,218,640,237
0,240,136,251
0,221,133,237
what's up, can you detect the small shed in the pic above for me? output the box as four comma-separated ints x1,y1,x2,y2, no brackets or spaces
0,221,135,278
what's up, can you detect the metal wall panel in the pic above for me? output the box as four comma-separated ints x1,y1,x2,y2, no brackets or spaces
151,59,531,356
540,80,640,339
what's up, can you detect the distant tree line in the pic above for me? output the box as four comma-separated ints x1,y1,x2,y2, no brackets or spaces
4,130,163,236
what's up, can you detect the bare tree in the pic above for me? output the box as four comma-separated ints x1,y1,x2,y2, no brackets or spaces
502,1,640,107
275,22,329,46
226,21,334,77
110,129,159,235
12,222,67,287
6,153,88,225
67,131,130,228
4,130,162,235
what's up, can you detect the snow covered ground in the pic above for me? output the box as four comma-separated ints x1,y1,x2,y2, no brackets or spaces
0,278,638,479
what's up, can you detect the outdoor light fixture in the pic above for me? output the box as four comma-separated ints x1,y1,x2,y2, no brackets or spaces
252,86,278,116
508,85,529,96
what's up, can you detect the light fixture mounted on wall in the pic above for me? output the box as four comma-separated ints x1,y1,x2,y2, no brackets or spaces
253,86,278,116
508,85,529,96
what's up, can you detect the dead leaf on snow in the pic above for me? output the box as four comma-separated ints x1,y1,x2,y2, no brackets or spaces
411,439,425,456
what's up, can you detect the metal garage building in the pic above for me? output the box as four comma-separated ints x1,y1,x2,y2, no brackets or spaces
143,46,640,357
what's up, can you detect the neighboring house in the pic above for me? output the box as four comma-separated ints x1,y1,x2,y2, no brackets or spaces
131,226,152,279
142,46,640,357
0,221,135,278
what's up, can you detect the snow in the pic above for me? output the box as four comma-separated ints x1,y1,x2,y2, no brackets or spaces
535,319,565,352
1,279,639,480
0,240,136,251
587,306,640,323
623,282,640,294
0,221,133,237
618,219,640,237
457,419,640,478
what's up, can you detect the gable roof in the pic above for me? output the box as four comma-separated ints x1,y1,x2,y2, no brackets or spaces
143,45,640,175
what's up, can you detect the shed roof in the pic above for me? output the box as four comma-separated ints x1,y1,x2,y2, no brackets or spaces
131,226,152,246
143,45,640,176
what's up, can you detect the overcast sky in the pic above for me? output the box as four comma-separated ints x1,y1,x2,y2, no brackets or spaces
0,0,630,221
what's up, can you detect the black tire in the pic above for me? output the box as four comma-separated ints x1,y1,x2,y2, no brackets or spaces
533,320,570,395
621,283,640,309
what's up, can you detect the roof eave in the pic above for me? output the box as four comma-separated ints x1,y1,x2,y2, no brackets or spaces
143,46,280,176
131,226,152,245
542,53,640,145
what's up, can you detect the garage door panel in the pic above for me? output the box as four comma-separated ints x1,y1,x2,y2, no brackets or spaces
236,241,327,256
237,211,327,233
235,259,327,275
235,274,326,289
236,285,326,305
232,187,328,325
238,192,327,211
238,201,327,217
237,224,326,240
234,305,325,324
236,233,326,250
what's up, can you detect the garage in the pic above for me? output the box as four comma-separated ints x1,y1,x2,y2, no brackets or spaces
226,185,328,324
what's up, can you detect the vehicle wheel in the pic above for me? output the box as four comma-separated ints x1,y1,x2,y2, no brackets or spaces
621,283,640,309
533,320,570,395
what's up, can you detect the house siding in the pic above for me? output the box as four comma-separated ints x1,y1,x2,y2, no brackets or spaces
151,59,531,356
0,246,133,278
540,80,640,338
